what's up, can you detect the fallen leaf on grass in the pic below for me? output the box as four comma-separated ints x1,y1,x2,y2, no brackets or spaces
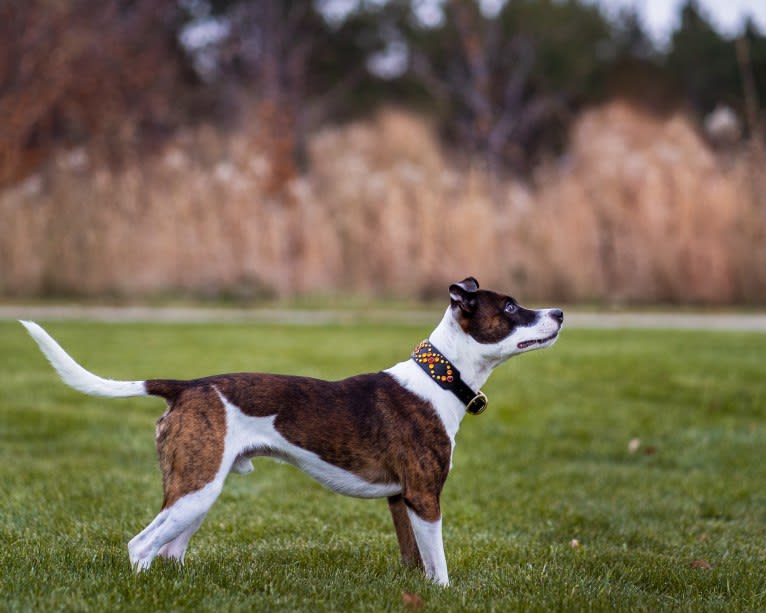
402,591,425,610
690,559,713,570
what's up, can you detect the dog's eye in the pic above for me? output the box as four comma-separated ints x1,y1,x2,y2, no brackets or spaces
504,302,517,314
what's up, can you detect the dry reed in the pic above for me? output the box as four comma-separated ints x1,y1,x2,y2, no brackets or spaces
0,102,763,304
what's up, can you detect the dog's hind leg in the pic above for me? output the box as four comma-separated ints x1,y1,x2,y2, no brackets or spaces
129,478,225,571
129,386,229,571
155,455,252,562
128,509,170,548
157,514,205,562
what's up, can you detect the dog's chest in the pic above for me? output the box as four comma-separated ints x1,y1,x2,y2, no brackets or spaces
384,360,464,447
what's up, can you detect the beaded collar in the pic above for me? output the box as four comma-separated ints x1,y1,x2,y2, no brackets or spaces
410,340,488,415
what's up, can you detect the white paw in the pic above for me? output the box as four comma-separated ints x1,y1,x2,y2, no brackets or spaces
427,572,450,587
129,543,156,572
132,555,154,573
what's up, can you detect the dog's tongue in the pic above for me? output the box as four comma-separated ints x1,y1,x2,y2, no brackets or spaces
517,339,537,349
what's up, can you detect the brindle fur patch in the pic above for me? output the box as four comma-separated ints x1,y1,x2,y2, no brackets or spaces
155,385,226,508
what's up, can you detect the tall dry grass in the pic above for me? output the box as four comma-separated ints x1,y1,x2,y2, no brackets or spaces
0,101,763,304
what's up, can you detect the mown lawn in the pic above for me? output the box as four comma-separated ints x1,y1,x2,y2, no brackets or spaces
1,319,765,612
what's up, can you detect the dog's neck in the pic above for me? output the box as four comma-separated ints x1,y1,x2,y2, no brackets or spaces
393,307,499,441
427,307,498,394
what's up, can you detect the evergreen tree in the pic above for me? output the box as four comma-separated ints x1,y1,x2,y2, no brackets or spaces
666,1,741,113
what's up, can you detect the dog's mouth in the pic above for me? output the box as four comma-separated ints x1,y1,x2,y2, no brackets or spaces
517,331,559,350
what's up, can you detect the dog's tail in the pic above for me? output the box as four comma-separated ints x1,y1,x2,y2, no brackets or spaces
20,320,150,398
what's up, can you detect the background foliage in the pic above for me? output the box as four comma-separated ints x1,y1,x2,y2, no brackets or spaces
1,0,765,304
2,0,765,183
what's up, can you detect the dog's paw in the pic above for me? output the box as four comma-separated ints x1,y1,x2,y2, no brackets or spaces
131,554,155,573
129,543,156,573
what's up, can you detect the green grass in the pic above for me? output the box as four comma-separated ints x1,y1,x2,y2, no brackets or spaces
2,320,765,612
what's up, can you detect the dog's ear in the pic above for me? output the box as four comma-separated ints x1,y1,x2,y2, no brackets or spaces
449,277,479,315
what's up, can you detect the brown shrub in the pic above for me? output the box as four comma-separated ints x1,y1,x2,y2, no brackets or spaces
0,102,763,304
0,1,187,187
537,101,764,303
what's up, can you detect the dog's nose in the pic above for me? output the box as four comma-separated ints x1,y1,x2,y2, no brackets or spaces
550,309,564,325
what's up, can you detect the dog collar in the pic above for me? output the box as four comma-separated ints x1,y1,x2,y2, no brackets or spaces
410,340,488,415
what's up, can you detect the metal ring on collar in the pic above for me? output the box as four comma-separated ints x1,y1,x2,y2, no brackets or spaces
466,391,488,415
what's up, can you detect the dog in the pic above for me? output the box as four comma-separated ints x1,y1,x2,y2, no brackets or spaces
20,277,563,586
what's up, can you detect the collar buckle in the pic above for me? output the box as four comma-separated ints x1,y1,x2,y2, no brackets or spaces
466,391,488,415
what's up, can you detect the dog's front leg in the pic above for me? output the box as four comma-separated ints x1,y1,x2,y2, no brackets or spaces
403,494,449,586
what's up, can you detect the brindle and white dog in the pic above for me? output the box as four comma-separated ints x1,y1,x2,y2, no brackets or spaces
21,277,563,586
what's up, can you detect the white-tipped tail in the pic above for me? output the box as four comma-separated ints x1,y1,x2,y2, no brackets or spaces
20,320,148,398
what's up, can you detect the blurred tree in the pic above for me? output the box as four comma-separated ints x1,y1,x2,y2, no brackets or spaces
0,0,189,185
2,0,763,186
216,0,328,185
178,0,393,187
610,7,656,61
664,0,766,128
738,19,766,139
180,0,647,176
604,8,679,113
389,0,618,174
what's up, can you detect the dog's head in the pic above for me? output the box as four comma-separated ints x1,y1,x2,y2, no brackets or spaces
448,277,563,364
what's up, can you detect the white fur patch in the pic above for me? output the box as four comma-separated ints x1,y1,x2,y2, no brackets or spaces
20,320,147,398
128,478,223,570
407,510,449,586
385,360,464,449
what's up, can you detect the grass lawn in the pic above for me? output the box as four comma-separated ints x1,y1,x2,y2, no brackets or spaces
1,319,765,612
